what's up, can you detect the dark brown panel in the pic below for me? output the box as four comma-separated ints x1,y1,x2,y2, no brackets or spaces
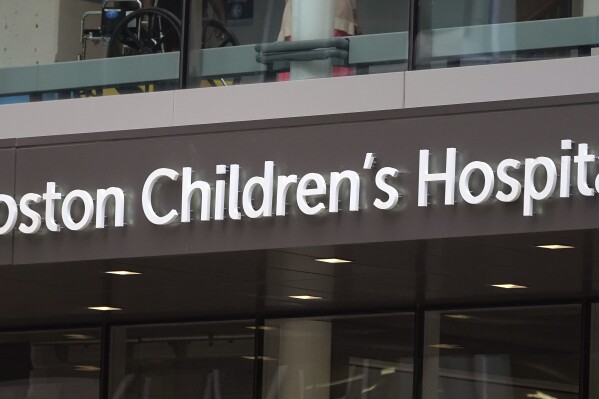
11,100,599,264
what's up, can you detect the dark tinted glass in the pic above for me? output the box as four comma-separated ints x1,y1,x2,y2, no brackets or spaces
422,306,581,399
109,321,255,399
0,328,101,398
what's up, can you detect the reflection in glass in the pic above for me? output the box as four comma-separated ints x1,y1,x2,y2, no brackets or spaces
0,328,101,398
0,0,181,104
187,0,410,87
415,0,589,69
109,321,255,399
262,314,414,399
422,306,581,399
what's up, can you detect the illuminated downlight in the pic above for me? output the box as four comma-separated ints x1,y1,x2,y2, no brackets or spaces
314,258,352,264
491,284,528,289
536,244,575,250
289,295,323,300
105,270,141,275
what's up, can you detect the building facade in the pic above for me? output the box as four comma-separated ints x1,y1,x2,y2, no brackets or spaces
1,0,599,398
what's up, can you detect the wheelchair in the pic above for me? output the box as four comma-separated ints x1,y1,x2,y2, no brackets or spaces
79,0,240,92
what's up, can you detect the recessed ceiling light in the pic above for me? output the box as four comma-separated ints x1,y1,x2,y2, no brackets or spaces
75,365,101,372
380,367,396,375
64,334,93,340
289,295,323,300
428,344,463,350
246,326,276,331
491,284,528,289
105,270,141,276
536,244,575,250
314,258,352,264
88,306,122,311
445,314,472,320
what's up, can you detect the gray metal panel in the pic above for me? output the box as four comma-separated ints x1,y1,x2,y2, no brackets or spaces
0,65,38,95
201,45,266,77
173,72,404,126
36,53,180,92
348,32,408,64
404,55,599,108
430,16,599,57
0,90,175,138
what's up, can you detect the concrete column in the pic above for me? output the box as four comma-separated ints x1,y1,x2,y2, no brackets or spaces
278,320,332,399
290,0,334,80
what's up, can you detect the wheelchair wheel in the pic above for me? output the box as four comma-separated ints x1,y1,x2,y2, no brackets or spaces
107,7,182,57
202,19,241,86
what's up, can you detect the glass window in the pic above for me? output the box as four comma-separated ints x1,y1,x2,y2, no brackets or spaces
185,0,410,87
415,0,592,69
422,306,581,399
0,0,181,104
262,313,414,399
0,328,101,398
109,321,255,399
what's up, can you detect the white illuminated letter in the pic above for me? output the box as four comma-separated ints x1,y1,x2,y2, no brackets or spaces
297,173,327,215
276,175,298,216
496,159,522,203
242,161,275,219
329,171,360,213
96,187,125,229
228,164,242,220
418,148,457,207
62,190,95,231
18,193,42,234
373,167,400,210
181,167,211,223
0,195,18,235
458,161,495,204
574,143,595,196
523,157,558,216
560,139,573,198
215,165,227,221
43,182,62,232
142,168,180,225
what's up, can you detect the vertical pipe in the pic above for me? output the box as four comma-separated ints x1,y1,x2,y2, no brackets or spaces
99,323,111,399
